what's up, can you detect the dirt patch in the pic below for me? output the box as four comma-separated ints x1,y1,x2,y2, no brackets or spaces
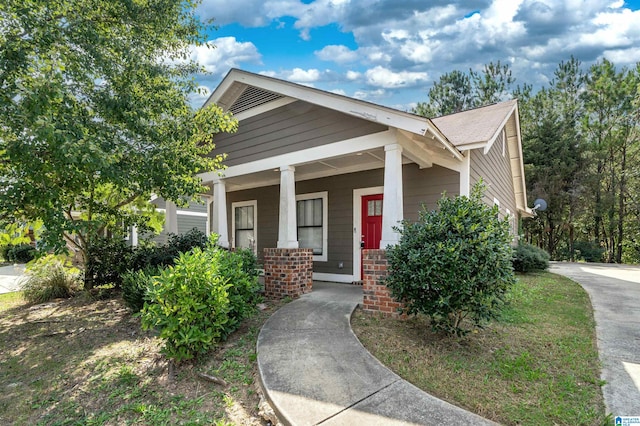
0,292,281,425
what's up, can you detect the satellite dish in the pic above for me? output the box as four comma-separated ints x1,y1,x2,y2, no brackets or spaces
533,198,547,212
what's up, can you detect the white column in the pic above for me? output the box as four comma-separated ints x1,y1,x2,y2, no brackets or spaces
165,200,178,235
130,225,138,247
380,144,404,248
211,178,230,248
277,165,299,249
460,152,471,197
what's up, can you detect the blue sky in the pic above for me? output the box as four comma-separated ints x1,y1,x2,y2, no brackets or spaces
190,0,640,111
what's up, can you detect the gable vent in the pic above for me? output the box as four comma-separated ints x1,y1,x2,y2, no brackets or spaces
229,86,284,115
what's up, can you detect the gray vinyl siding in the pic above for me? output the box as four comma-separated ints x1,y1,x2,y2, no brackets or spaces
225,165,459,276
226,186,280,264
469,131,517,218
210,101,388,166
144,199,208,245
403,164,459,222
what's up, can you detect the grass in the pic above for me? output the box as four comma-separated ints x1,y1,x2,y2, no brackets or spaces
351,272,606,426
0,291,280,425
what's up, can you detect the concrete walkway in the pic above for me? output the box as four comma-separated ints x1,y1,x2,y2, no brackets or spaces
257,282,496,425
0,264,26,294
550,262,640,417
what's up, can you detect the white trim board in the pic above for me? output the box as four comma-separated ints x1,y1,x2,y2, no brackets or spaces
352,186,384,282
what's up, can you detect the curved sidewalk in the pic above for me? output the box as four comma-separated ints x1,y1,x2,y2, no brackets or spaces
550,262,640,417
257,282,496,425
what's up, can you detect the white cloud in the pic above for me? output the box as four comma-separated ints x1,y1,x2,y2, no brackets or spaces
346,70,361,80
365,66,428,89
190,37,261,76
315,45,359,63
287,68,321,83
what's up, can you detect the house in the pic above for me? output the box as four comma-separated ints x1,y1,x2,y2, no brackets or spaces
164,69,531,306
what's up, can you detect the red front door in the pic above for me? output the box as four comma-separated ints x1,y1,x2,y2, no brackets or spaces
361,194,383,276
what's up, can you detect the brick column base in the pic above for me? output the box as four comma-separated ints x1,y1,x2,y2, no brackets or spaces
263,248,313,299
362,249,405,318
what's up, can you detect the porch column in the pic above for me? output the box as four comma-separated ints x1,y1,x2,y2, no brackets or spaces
130,225,138,247
381,143,404,247
277,165,299,249
460,152,471,197
165,200,178,235
211,178,230,248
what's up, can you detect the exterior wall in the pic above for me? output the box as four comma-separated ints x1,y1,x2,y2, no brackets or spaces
226,164,459,276
226,186,279,263
470,131,517,218
144,199,208,245
210,101,388,166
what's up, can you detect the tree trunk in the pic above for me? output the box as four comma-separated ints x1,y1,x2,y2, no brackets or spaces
616,141,627,263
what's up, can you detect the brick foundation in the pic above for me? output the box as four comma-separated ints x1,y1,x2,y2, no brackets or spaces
362,249,405,318
263,248,313,299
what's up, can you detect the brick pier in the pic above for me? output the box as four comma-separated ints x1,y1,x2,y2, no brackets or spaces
263,248,313,299
362,249,405,318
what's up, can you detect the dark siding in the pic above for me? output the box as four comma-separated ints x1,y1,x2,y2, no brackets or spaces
227,165,459,276
226,186,280,263
470,132,517,218
211,101,388,166
403,164,460,222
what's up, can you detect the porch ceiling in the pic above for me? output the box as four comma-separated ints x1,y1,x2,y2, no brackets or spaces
219,147,415,192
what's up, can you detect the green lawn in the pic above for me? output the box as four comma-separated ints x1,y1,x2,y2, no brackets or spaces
351,272,606,425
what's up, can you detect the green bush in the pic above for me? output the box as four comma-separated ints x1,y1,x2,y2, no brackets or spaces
7,244,37,263
512,243,550,272
218,248,261,336
85,228,208,289
21,255,81,304
385,183,516,336
140,242,260,363
122,266,160,313
573,240,605,263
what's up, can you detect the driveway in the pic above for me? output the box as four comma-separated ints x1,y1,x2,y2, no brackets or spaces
550,262,640,417
0,264,26,294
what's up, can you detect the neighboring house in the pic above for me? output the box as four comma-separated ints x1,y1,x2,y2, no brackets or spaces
175,68,533,288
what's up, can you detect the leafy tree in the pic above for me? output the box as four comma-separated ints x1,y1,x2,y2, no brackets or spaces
413,70,473,116
519,58,585,259
582,59,637,262
470,60,515,106
414,61,515,117
385,183,516,336
0,0,237,287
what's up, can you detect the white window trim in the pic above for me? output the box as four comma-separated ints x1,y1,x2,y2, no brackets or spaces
231,200,258,254
296,191,328,262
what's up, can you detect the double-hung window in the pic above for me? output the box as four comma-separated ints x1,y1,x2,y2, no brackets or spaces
232,200,257,253
296,192,328,262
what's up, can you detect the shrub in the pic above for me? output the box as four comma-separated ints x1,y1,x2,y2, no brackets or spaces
122,266,161,313
7,244,37,263
573,240,605,263
512,243,550,272
140,246,232,362
85,237,133,289
21,255,81,304
385,183,516,336
218,248,262,336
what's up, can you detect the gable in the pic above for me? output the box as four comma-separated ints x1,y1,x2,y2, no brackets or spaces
210,100,388,167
